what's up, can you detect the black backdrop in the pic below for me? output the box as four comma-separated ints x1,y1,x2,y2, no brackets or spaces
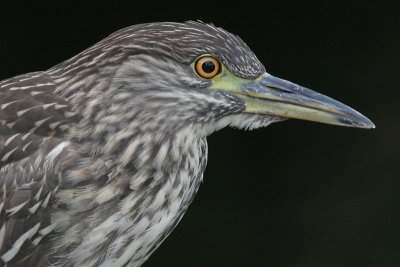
0,1,399,266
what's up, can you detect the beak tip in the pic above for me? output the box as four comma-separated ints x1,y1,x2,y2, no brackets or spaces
344,115,375,129
358,114,376,129
362,122,376,129
366,121,376,129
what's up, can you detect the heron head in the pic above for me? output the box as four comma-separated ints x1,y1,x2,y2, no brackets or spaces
63,21,374,139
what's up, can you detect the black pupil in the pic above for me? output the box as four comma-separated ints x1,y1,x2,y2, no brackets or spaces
202,60,216,73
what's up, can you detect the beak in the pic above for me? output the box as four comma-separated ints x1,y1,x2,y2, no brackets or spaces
232,73,375,129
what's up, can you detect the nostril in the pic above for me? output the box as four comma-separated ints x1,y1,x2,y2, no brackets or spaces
266,86,294,94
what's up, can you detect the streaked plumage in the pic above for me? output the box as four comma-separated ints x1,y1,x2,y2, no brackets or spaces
0,21,373,266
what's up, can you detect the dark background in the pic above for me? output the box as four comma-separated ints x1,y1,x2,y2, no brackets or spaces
0,1,399,266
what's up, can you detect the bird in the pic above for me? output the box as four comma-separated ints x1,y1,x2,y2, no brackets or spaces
0,21,374,266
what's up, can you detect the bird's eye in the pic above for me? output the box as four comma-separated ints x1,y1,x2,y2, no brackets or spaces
194,56,221,79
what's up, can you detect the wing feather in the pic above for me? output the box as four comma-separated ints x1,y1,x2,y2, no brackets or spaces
0,72,79,167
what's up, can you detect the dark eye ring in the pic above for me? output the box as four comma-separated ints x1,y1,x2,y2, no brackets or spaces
194,56,221,79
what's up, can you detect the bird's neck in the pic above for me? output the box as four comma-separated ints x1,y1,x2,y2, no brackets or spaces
121,125,209,208
78,121,210,208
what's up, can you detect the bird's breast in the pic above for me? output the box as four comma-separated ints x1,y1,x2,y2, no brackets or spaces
56,135,208,266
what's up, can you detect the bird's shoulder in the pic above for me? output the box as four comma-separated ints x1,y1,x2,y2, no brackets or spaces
0,72,79,168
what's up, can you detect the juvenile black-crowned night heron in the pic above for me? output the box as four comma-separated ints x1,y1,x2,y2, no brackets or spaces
0,21,374,266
